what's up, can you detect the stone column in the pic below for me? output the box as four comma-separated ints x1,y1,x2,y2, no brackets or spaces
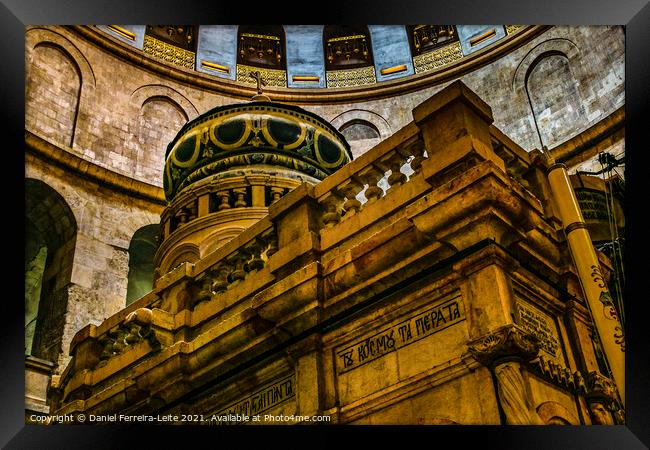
468,324,544,425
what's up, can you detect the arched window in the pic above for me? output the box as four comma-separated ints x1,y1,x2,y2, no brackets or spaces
237,25,286,70
126,224,160,306
339,120,380,142
323,26,373,71
25,179,77,362
405,25,458,56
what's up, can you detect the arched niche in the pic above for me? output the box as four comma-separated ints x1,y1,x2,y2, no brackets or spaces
536,401,580,425
25,28,96,152
158,243,201,276
26,43,82,148
237,25,287,70
525,51,588,148
135,95,189,185
339,120,381,158
340,120,380,140
331,109,391,159
323,25,374,71
126,224,161,306
25,179,77,363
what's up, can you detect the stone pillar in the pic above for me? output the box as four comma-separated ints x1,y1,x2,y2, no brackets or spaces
413,80,505,177
267,184,321,257
468,324,544,424
25,355,54,420
289,335,324,419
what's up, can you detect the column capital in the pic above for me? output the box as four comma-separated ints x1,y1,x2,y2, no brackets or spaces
467,324,540,368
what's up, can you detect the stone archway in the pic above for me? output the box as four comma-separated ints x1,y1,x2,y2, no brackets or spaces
25,178,77,363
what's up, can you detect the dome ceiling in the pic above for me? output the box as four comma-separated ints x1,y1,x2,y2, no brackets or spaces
98,25,525,90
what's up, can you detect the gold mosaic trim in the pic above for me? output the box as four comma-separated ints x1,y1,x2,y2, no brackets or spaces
143,35,195,69
505,25,525,35
413,42,463,74
326,66,376,88
236,64,287,88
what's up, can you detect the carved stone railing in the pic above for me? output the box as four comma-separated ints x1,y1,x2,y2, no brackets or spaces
190,225,278,304
489,125,531,182
313,122,427,228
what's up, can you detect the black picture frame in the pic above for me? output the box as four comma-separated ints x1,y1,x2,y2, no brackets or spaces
5,0,649,448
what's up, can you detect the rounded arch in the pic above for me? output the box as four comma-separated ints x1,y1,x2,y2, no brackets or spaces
339,120,381,141
512,38,581,91
522,49,588,148
200,228,247,257
323,25,374,71
25,178,78,363
330,109,391,139
536,401,580,425
236,25,287,70
130,84,199,120
26,27,96,88
132,92,192,185
26,41,84,148
158,243,201,275
126,224,161,306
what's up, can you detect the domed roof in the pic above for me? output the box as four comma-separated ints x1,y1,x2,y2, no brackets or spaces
163,101,352,201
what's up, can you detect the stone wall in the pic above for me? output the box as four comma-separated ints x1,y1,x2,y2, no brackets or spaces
25,151,162,371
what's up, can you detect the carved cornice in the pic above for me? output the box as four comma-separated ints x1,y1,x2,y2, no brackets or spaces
528,355,587,394
468,324,540,367
25,130,166,206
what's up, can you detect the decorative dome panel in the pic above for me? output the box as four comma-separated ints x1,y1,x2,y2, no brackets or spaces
164,101,352,201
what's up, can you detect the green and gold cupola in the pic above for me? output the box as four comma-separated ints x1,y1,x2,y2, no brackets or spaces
163,101,352,201
155,99,352,276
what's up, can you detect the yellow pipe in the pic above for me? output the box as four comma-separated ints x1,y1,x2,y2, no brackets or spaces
547,161,625,405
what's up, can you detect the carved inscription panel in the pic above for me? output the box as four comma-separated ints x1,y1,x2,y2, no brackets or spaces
335,296,465,374
515,299,563,359
214,373,295,423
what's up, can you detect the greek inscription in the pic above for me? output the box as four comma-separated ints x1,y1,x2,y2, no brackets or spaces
336,297,465,374
214,375,295,423
516,302,560,357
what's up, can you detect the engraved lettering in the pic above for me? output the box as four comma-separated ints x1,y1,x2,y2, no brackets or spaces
336,297,466,374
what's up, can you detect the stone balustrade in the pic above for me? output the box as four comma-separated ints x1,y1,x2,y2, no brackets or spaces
161,174,301,239
314,122,427,228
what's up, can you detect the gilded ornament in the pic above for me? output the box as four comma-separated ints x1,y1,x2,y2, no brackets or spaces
143,35,195,69
326,66,376,88
413,42,463,74
236,64,287,88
